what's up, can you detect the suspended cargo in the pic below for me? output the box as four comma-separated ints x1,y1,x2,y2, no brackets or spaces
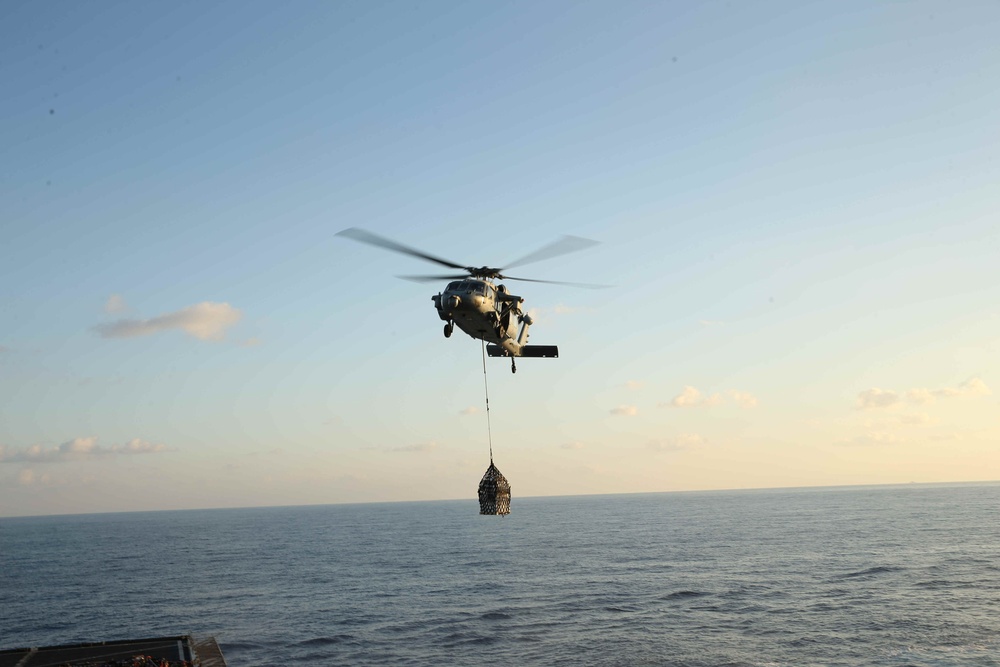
478,461,511,515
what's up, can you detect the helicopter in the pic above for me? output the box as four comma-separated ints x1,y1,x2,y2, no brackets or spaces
336,227,602,373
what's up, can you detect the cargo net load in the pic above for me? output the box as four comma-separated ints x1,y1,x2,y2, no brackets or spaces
478,461,511,515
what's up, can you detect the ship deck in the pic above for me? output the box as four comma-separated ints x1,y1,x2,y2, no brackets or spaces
0,636,225,667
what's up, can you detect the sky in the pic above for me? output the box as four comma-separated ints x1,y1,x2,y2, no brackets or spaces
1,1,999,517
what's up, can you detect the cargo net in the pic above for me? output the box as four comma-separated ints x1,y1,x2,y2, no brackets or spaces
478,461,511,515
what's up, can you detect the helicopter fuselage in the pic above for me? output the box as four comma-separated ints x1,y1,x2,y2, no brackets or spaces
432,278,532,356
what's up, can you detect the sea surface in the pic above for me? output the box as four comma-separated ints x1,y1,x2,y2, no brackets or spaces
2,483,999,666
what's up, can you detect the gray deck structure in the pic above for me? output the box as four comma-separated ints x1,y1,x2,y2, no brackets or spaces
0,636,225,667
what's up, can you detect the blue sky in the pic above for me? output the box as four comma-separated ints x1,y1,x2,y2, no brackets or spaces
2,1,999,516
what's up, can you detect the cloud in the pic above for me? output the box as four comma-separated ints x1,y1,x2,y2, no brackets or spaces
905,388,935,405
94,302,242,341
665,386,724,408
459,407,480,416
669,386,703,407
862,378,991,409
914,377,992,401
648,433,707,452
624,380,644,391
610,405,638,416
560,441,584,450
0,437,169,464
728,390,759,408
391,442,439,453
959,377,992,396
698,319,725,326
899,413,937,426
857,388,901,410
17,468,52,486
104,294,127,313
840,432,904,447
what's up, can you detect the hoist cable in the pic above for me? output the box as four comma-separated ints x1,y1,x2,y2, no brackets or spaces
480,339,494,463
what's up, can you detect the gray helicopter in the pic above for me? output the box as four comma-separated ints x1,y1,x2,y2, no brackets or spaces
337,228,601,373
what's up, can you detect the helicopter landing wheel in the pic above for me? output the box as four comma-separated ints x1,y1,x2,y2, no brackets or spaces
444,323,453,338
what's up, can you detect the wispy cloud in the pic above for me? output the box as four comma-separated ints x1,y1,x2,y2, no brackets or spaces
94,302,242,341
858,378,991,409
104,294,128,314
907,378,991,403
857,388,900,410
0,437,169,464
663,386,756,408
17,468,52,486
610,405,638,416
648,433,707,452
667,386,710,408
839,432,904,447
459,407,480,416
560,441,584,450
728,390,759,408
898,413,938,426
624,380,644,391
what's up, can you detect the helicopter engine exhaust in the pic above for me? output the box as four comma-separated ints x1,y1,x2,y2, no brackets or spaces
517,314,533,347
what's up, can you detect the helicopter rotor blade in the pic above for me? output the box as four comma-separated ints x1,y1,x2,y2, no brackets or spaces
502,235,600,271
501,275,610,289
398,273,471,283
336,228,467,271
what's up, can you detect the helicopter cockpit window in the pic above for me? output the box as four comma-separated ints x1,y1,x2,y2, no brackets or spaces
446,281,461,292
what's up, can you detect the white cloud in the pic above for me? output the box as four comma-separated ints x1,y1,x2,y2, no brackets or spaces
648,433,707,452
560,441,584,450
698,319,725,326
669,386,704,407
905,388,935,405
857,388,901,410
0,437,169,463
459,407,480,416
958,377,992,396
665,386,724,408
864,378,991,409
94,302,242,341
840,432,904,447
610,405,638,416
17,468,51,486
624,380,644,391
104,294,127,313
899,413,937,426
728,390,758,408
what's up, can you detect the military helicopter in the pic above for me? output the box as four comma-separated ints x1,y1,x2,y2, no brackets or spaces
337,228,602,373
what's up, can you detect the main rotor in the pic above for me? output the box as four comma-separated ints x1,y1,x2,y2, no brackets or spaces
336,227,605,288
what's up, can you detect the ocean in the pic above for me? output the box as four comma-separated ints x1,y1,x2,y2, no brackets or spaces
2,483,998,666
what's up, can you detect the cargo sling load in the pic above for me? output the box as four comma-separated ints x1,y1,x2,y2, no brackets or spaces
478,460,511,515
